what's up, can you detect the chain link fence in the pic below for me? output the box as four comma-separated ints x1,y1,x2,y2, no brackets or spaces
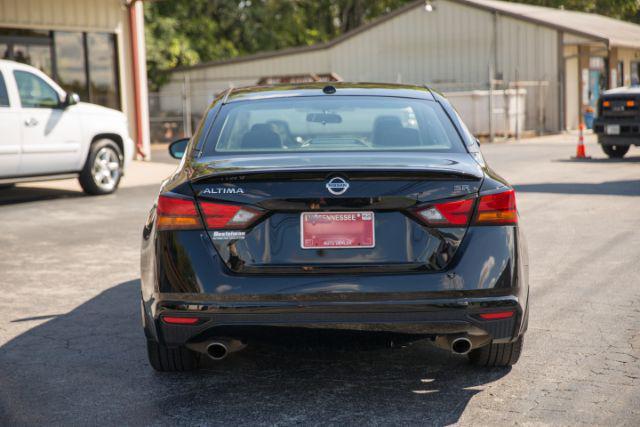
149,78,560,144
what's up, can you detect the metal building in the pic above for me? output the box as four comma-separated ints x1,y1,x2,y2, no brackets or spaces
0,0,150,157
160,0,640,136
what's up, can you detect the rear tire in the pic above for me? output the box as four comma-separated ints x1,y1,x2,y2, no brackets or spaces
601,144,630,158
146,340,199,372
78,139,123,195
468,335,524,367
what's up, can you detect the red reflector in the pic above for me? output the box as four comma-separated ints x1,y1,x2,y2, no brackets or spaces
199,201,263,229
157,195,202,231
474,189,517,225
414,198,474,227
479,311,514,320
162,316,200,325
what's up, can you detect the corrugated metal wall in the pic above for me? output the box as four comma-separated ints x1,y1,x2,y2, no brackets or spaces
163,0,560,131
0,0,121,31
162,48,331,113
331,1,494,86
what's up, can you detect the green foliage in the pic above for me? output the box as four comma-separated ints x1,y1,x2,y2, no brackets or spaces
146,0,640,90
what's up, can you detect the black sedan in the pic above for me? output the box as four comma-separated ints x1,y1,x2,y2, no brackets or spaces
141,83,529,371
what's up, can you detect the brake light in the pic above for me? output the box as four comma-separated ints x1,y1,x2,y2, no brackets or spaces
478,311,514,320
162,316,201,325
474,189,517,225
157,195,202,231
414,198,474,226
627,100,636,108
602,100,611,108
199,201,263,229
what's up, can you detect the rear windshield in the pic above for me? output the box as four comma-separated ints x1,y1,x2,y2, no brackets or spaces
206,96,465,154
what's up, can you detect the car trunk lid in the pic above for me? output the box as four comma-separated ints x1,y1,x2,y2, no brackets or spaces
191,152,482,274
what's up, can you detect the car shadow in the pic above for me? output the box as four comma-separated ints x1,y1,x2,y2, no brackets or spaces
514,179,640,196
0,279,511,425
0,185,84,206
556,154,640,163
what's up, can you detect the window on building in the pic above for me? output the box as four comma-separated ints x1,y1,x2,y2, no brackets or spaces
0,71,10,107
53,32,88,100
631,62,640,86
1,28,120,110
87,33,120,110
12,44,52,75
14,70,60,108
1,43,10,59
0,29,53,75
617,61,624,87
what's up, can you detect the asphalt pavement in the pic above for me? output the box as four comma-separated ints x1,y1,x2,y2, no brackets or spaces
0,135,639,425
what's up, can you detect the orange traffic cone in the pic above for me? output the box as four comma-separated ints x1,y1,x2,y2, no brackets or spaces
573,122,591,159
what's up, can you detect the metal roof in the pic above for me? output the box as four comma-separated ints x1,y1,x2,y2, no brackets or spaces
460,0,640,48
177,0,640,72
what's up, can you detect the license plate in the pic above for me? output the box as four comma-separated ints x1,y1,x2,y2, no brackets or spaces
300,211,375,249
606,124,620,135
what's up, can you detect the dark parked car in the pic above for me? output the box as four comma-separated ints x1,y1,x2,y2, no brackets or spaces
141,83,529,371
594,87,640,158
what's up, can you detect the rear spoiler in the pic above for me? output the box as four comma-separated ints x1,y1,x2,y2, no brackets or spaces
190,167,482,183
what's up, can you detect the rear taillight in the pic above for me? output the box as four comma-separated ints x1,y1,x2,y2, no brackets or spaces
157,195,202,231
156,195,263,231
478,310,515,320
473,189,517,225
412,189,517,227
198,201,263,229
413,198,474,227
162,316,202,325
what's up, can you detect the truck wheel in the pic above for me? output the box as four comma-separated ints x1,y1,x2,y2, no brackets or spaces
146,339,199,372
601,144,630,158
78,139,123,195
468,335,524,367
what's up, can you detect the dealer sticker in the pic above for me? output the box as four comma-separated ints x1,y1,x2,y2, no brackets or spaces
210,231,246,240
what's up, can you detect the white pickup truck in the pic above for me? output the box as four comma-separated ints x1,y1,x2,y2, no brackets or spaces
0,60,134,194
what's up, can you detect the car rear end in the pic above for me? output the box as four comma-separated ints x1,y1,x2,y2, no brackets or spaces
594,89,640,157
140,85,529,371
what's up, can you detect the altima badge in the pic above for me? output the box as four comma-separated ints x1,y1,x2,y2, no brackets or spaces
326,177,349,195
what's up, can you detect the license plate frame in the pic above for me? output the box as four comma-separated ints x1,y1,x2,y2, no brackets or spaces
606,124,620,135
300,211,375,249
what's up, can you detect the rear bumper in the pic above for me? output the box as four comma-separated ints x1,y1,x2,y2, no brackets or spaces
145,293,527,346
141,224,529,347
594,119,640,144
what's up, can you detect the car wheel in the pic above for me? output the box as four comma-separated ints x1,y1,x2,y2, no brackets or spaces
601,144,630,158
468,335,524,367
78,139,123,195
146,339,199,372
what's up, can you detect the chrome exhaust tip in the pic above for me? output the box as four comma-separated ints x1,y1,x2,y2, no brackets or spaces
450,337,472,355
206,342,229,361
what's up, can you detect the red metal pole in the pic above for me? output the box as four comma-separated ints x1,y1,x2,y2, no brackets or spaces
128,0,146,159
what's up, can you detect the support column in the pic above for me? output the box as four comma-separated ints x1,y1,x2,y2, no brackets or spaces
127,0,150,160
608,47,619,89
577,45,590,126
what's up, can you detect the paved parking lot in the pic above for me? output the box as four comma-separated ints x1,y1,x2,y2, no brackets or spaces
1,135,639,425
